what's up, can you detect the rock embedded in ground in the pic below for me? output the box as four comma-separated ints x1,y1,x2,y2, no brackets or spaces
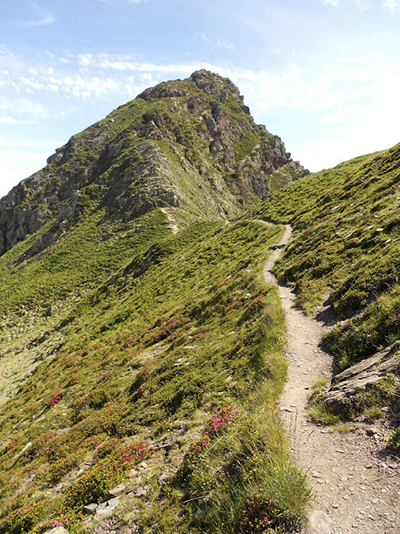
127,484,147,496
96,496,121,516
301,510,335,534
158,472,169,487
83,502,98,515
322,342,400,414
109,483,126,497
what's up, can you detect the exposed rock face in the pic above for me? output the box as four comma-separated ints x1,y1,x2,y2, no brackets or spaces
321,342,400,414
0,69,308,260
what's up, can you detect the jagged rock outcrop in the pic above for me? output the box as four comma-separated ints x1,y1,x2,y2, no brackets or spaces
321,342,400,414
0,70,308,260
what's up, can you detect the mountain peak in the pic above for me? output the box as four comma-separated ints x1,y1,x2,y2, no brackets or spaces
136,69,242,105
0,72,308,258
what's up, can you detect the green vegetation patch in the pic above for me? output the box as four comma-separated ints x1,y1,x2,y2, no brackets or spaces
0,219,310,533
234,131,260,162
254,143,400,370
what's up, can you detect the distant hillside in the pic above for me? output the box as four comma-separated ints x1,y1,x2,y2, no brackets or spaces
0,72,310,533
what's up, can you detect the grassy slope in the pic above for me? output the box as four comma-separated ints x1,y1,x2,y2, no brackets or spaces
0,216,310,533
0,206,172,404
255,143,400,371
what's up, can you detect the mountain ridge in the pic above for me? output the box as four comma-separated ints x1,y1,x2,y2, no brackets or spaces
0,70,307,260
1,70,399,533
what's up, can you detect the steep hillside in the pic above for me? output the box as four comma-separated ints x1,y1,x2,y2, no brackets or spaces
0,72,311,533
0,69,307,258
0,70,306,406
0,220,310,533
255,143,400,427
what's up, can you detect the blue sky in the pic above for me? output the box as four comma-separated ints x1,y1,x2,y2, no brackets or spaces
1,0,400,197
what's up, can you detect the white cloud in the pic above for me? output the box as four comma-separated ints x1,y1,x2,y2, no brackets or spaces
216,39,235,51
2,47,400,176
320,0,373,7
196,34,235,52
21,2,56,27
382,0,400,12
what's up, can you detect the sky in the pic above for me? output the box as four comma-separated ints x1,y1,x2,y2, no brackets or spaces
1,0,400,198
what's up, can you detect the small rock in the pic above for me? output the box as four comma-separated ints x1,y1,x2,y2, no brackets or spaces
109,483,126,497
302,510,335,533
170,453,184,465
83,503,98,515
96,496,120,516
158,472,169,487
127,485,147,497
45,528,70,534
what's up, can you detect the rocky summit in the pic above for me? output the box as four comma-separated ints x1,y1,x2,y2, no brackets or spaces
0,70,307,258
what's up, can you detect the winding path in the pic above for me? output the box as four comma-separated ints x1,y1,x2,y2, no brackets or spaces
264,224,400,534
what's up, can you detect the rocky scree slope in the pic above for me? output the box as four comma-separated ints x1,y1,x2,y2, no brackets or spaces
0,69,307,261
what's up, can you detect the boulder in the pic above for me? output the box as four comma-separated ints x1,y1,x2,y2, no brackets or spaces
96,496,121,516
322,342,400,414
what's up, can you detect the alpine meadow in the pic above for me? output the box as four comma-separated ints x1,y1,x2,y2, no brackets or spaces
0,70,399,534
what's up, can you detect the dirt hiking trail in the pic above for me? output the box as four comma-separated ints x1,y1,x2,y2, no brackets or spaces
264,224,400,534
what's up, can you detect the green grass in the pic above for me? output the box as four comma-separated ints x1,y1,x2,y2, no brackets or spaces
255,143,400,371
308,377,329,402
234,131,260,162
0,218,310,533
308,402,340,426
